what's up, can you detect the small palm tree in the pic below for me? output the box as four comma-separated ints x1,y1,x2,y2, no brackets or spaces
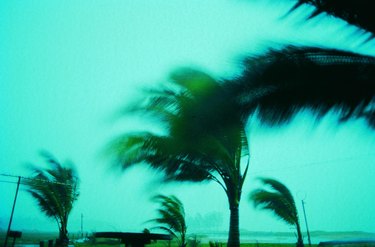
25,152,79,247
249,178,303,247
149,194,187,247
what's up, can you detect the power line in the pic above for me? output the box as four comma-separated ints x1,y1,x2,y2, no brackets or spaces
0,173,75,187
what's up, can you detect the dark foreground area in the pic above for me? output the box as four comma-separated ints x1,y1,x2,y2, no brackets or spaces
2,230,375,247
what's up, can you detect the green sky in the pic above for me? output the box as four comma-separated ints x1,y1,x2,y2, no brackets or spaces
1,0,374,237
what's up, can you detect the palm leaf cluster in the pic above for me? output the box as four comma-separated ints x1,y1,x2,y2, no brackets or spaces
230,45,375,127
25,152,79,246
288,0,375,40
250,178,298,225
230,1,375,127
250,178,303,247
150,194,187,247
110,67,249,187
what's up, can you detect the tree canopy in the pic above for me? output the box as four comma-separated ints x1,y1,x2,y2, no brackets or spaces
149,194,187,247
250,177,303,247
25,152,79,247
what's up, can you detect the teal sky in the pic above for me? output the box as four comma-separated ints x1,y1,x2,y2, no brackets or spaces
1,0,374,236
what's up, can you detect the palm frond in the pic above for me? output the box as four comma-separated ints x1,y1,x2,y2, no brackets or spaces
168,67,218,98
286,0,375,41
232,45,375,127
108,67,249,188
250,189,297,225
153,226,178,239
249,178,299,226
26,190,58,218
259,178,296,208
150,194,186,247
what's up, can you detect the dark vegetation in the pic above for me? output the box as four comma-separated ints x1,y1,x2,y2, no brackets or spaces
107,1,375,247
24,152,80,247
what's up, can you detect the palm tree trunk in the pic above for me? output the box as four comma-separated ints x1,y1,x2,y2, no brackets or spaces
296,222,304,247
227,205,240,247
57,223,69,247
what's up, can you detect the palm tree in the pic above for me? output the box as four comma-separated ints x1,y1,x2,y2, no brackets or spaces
108,68,249,247
249,178,303,247
149,194,187,247
25,152,79,247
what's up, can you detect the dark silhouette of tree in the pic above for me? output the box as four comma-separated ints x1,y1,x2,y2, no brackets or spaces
230,1,375,127
288,0,375,41
149,194,187,247
229,45,375,127
25,152,79,247
249,178,303,247
108,68,249,247
108,4,375,246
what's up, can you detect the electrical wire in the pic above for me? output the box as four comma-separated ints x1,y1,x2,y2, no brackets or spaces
0,173,74,187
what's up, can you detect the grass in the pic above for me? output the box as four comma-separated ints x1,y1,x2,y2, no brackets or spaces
74,240,310,247
75,243,303,247
0,231,314,247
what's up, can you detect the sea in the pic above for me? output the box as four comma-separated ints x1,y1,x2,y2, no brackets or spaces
189,231,375,244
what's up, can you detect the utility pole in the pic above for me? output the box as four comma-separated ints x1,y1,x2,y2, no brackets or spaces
3,176,21,247
301,200,312,247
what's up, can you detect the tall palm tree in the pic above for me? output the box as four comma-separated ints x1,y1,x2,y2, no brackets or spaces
108,68,249,247
249,178,303,247
149,194,187,247
25,152,79,247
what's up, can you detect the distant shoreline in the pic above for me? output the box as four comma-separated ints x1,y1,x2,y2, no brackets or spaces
191,230,375,244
